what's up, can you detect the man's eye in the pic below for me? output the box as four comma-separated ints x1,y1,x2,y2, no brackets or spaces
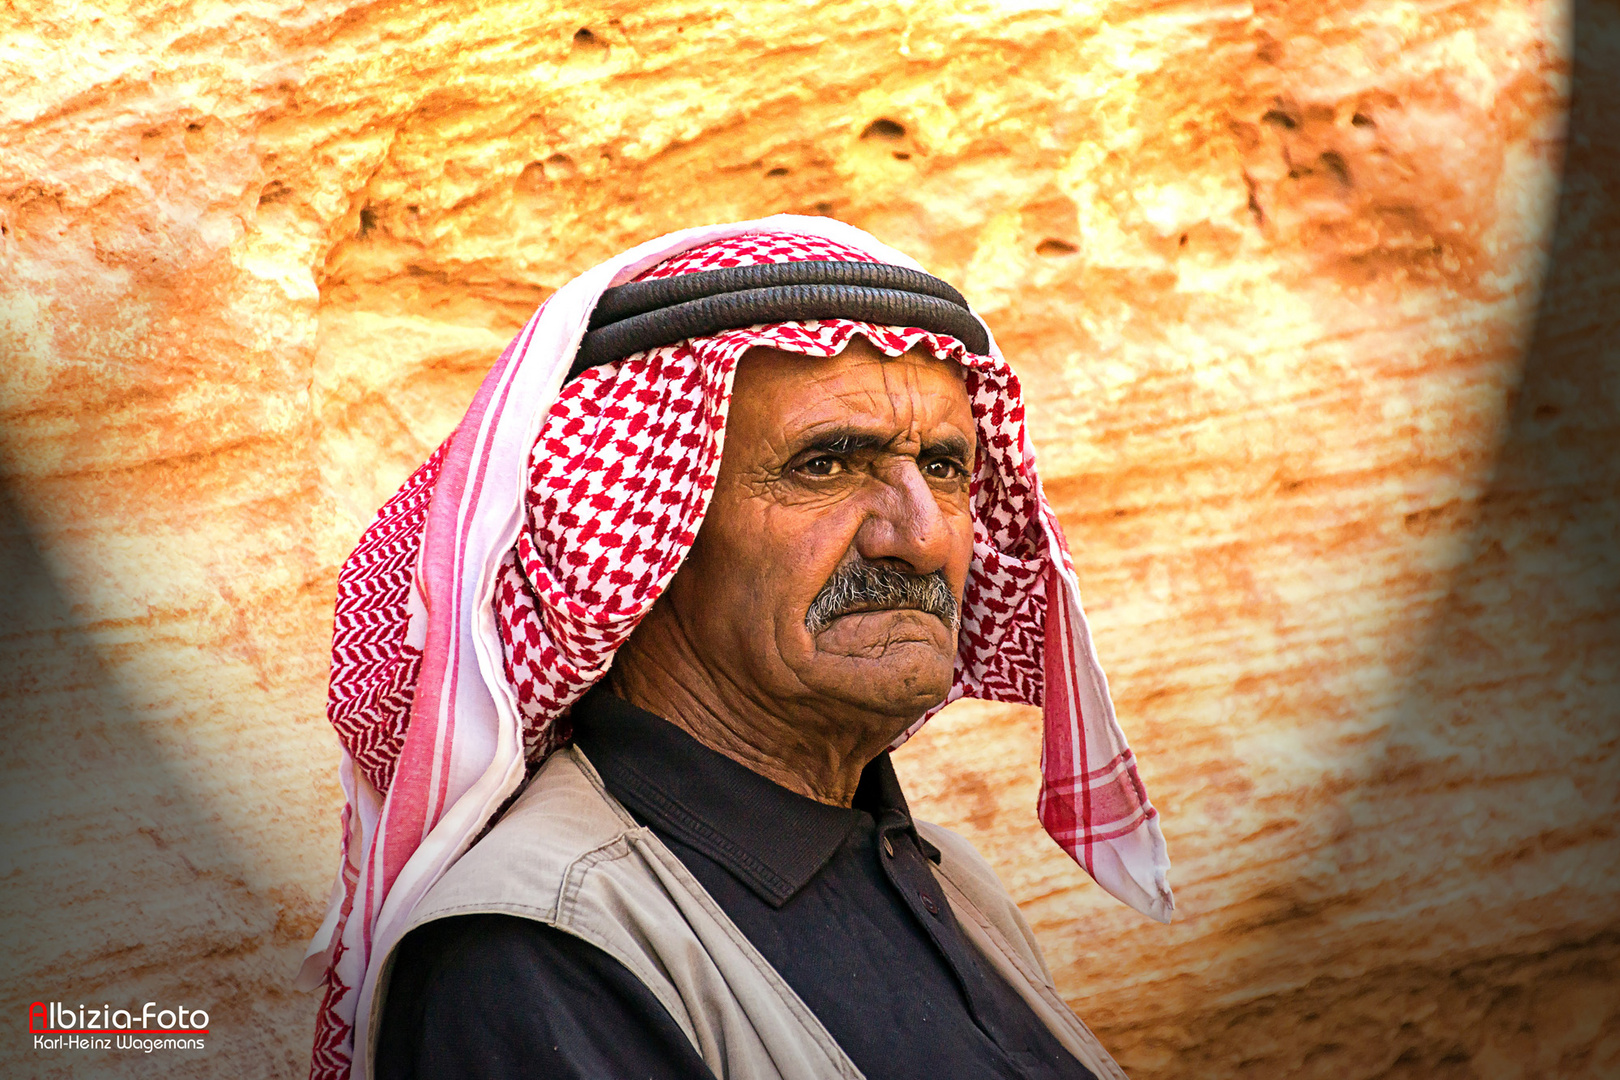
925,459,965,480
800,455,844,477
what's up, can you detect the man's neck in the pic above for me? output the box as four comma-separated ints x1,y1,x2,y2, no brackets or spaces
606,614,909,808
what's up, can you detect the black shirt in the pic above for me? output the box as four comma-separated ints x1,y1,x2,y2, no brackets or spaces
377,690,1096,1080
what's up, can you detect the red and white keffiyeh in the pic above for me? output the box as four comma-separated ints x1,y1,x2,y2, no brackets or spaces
300,217,1172,1080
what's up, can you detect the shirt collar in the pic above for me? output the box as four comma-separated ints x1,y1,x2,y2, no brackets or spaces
570,688,920,907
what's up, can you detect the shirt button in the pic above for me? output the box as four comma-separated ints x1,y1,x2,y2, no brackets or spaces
882,836,895,858
921,895,939,917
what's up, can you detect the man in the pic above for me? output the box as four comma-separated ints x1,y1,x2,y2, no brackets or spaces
301,221,1172,1080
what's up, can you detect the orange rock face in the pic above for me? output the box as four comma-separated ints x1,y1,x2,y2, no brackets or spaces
2,1,1614,1077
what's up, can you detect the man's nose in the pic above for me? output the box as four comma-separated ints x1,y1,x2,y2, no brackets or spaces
852,459,957,574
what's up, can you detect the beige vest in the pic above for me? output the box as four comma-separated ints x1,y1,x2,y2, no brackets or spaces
368,746,1127,1080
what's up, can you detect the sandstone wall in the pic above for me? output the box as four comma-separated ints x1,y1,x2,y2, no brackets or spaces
2,0,1615,1077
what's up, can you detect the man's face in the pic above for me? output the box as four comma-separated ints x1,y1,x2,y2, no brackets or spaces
658,337,977,731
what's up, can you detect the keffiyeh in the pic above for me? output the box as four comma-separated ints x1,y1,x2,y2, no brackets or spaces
301,217,1172,1080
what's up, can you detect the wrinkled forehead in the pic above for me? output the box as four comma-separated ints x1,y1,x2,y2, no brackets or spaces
729,338,976,451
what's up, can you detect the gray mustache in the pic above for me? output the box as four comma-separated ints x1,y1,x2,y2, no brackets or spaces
804,560,961,635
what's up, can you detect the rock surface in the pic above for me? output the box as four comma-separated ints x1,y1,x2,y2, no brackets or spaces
2,0,1614,1077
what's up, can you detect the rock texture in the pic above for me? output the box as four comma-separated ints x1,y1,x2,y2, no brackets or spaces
1,0,1614,1077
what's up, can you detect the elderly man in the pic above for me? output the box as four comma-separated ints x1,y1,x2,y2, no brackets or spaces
301,221,1172,1080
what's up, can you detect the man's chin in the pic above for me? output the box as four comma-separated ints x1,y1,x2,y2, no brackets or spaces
801,610,957,712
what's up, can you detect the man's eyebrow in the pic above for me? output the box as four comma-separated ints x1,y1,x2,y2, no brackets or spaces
793,427,890,456
791,426,974,461
922,433,973,462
